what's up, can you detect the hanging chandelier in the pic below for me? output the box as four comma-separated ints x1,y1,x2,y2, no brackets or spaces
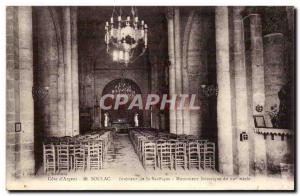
105,7,148,66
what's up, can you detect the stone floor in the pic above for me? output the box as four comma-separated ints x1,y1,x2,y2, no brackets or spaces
103,134,219,176
37,133,218,177
21,134,294,190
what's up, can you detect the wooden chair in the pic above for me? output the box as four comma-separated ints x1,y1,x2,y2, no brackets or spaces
142,141,157,169
138,137,147,160
157,142,173,170
57,144,70,172
87,141,103,170
204,142,215,170
43,144,56,173
68,140,76,170
174,142,187,170
168,139,177,154
199,142,205,169
74,144,85,171
188,142,200,169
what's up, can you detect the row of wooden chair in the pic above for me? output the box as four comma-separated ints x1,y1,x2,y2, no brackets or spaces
129,130,215,170
43,130,113,173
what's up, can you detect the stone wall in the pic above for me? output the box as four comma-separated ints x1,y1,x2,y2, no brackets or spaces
6,6,19,179
265,134,293,175
34,7,59,137
263,33,287,127
33,7,80,138
6,6,35,179
181,8,217,137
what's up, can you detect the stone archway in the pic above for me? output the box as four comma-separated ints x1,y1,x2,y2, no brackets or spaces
101,78,143,127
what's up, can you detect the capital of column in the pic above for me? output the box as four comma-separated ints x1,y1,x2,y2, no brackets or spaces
246,13,262,23
165,7,174,20
233,6,245,19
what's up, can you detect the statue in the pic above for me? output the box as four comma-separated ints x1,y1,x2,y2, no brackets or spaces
134,113,139,127
104,112,110,127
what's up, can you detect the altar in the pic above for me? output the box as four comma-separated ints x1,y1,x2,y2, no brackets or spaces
111,118,132,130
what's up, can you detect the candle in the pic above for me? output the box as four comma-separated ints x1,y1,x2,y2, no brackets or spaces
141,20,144,25
119,50,124,60
118,16,121,21
141,29,144,38
127,16,130,21
113,50,118,61
105,21,109,26
124,51,129,62
110,17,113,23
135,17,138,22
144,23,148,47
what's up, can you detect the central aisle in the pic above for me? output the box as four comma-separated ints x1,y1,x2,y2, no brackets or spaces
103,134,146,175
102,133,219,177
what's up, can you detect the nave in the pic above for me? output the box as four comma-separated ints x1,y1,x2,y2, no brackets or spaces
39,129,218,178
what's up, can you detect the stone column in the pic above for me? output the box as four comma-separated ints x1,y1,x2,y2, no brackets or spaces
36,8,51,136
17,6,35,176
174,7,184,135
63,7,73,136
35,7,63,137
249,14,267,175
71,7,80,136
286,7,294,79
6,6,17,179
153,60,159,129
150,57,158,129
249,14,265,119
54,8,66,137
233,7,250,175
167,7,177,134
215,6,234,175
263,33,286,124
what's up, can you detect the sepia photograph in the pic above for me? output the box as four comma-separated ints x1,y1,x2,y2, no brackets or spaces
5,4,295,191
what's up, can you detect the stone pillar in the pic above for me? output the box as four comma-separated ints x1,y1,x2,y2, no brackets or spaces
153,60,160,129
7,6,35,177
286,7,295,130
174,7,184,135
176,7,191,135
63,7,73,136
263,33,286,125
150,57,158,129
233,7,250,175
249,14,267,175
182,77,190,135
36,7,63,137
249,14,265,118
36,8,52,136
6,6,17,179
47,18,59,137
215,6,234,175
55,8,66,137
181,49,190,135
17,6,35,176
71,7,80,136
167,7,176,134
286,7,294,78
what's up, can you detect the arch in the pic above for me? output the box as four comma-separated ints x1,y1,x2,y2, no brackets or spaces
101,78,143,126
181,10,196,135
48,7,64,67
182,10,196,73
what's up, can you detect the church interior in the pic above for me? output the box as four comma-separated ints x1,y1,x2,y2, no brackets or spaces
6,6,295,183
